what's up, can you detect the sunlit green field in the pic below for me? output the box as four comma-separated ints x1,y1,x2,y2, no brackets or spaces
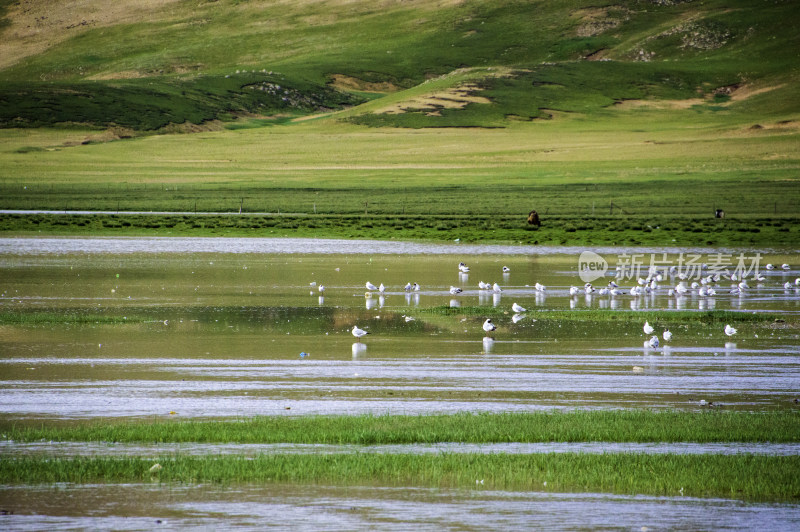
2,114,798,245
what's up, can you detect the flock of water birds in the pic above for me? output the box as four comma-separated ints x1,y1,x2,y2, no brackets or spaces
336,260,799,350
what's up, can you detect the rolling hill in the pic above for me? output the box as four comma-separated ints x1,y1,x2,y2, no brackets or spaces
1,0,798,130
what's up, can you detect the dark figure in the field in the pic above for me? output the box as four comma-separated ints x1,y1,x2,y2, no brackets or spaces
527,210,541,226
715,209,725,218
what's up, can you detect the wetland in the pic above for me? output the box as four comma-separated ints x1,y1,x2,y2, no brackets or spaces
1,237,799,528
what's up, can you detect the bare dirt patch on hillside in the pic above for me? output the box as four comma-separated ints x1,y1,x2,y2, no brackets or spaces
612,83,788,112
329,74,399,93
376,84,491,115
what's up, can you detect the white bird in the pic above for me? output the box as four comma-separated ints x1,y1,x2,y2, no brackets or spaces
724,324,737,336
458,262,470,273
318,285,325,293
352,325,369,341
569,286,580,296
379,283,386,293
598,287,609,295
449,286,463,295
492,283,502,293
643,321,654,335
535,282,546,292
782,264,790,270
608,280,619,288
784,282,792,289
403,315,415,322
412,283,420,291
585,285,595,294
478,281,490,290
404,282,413,291
366,281,377,291
795,278,800,286
502,266,510,273
648,336,659,348
663,329,672,342
482,318,497,334
766,263,775,270
512,302,526,313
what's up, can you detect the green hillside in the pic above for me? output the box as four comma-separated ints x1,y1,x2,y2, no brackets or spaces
0,0,798,244
1,0,798,130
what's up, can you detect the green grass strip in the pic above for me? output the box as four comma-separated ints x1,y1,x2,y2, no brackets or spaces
5,411,799,444
1,454,797,501
0,311,144,325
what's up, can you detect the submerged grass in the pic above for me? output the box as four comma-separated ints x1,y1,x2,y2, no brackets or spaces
5,411,799,445
0,311,145,325
1,453,798,501
417,307,785,324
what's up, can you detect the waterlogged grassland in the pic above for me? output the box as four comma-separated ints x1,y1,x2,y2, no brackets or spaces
1,212,796,246
4,412,800,501
1,453,798,502
4,411,799,444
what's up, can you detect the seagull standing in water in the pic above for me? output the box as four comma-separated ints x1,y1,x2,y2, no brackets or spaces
483,318,497,335
502,266,511,273
449,286,463,295
643,321,654,335
512,302,526,313
663,329,672,342
492,283,502,293
724,324,737,337
352,325,370,341
366,281,378,291
648,335,660,348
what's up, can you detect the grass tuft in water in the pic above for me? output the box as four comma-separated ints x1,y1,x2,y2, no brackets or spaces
5,411,799,445
1,453,797,501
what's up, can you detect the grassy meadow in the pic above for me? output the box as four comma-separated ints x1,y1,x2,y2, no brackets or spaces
1,116,798,245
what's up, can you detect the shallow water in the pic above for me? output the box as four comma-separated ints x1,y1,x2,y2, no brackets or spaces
1,238,799,527
1,238,798,420
1,483,799,531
